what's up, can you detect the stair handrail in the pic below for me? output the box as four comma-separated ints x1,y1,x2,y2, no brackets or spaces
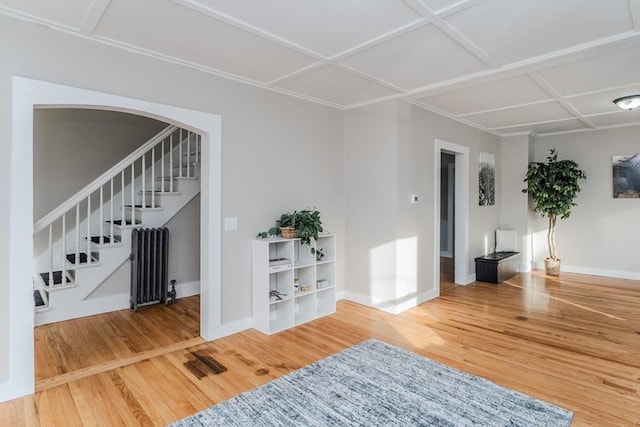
33,124,178,234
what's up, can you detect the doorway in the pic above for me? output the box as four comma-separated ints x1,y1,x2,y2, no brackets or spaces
440,152,455,294
5,77,221,402
433,139,470,295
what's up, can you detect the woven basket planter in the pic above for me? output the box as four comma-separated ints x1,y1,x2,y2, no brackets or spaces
544,258,561,276
280,226,298,239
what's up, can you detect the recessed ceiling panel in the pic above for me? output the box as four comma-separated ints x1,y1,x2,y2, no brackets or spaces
538,46,640,97
340,24,488,91
415,75,552,116
566,84,640,116
445,0,634,65
585,110,640,127
0,0,91,29
275,65,400,107
192,0,422,57
93,0,317,83
497,119,588,135
464,101,573,129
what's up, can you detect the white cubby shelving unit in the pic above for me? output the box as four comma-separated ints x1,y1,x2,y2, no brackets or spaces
252,234,336,335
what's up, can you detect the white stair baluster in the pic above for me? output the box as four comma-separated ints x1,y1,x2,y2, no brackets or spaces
170,134,174,192
75,204,80,266
121,171,125,230
195,134,199,165
48,224,53,287
151,147,155,207
110,178,114,242
179,128,183,177
99,186,104,244
142,156,146,210
161,139,165,193
87,195,91,265
130,162,135,223
187,131,191,178
61,214,66,288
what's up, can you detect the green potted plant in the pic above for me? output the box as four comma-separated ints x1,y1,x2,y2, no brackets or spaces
257,208,324,250
522,148,586,276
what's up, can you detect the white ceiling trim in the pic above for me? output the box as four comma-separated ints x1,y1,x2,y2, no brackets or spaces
564,82,640,99
329,19,429,62
79,0,110,35
265,62,325,87
433,0,485,18
532,121,640,137
487,116,581,131
403,0,501,69
0,4,78,32
455,99,556,118
410,100,503,136
528,72,597,129
334,63,409,93
401,32,640,101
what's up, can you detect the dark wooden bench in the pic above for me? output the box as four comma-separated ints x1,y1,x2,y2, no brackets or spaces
474,251,519,284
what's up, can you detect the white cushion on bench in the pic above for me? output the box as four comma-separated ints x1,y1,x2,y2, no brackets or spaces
496,229,518,252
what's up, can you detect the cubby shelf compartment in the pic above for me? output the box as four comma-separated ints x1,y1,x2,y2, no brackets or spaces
252,234,336,335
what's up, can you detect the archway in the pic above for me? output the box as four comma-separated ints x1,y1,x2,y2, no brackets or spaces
3,76,221,401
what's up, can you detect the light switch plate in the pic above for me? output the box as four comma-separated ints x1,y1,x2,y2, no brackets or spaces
224,217,238,231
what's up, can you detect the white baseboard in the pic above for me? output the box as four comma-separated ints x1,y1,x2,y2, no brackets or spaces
175,280,200,298
342,289,438,315
336,290,345,300
532,262,639,280
462,274,476,285
36,282,202,326
519,263,532,273
209,317,253,340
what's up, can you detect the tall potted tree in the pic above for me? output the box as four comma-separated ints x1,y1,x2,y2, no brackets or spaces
522,148,586,275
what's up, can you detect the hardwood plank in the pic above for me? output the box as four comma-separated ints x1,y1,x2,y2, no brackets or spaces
1,272,638,426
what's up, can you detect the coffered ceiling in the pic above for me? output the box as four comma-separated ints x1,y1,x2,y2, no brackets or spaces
2,0,639,136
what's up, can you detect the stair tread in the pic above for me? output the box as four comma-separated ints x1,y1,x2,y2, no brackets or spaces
66,253,97,264
39,271,72,286
34,290,46,307
125,204,159,209
88,236,120,244
106,219,142,226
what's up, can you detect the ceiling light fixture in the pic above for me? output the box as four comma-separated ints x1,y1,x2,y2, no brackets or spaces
613,95,640,111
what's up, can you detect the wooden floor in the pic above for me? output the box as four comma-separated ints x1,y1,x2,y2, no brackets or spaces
2,271,639,426
440,256,455,294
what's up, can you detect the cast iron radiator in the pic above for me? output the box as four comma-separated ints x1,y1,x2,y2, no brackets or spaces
130,227,171,312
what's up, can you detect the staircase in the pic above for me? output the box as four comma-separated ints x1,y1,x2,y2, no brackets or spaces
33,125,201,326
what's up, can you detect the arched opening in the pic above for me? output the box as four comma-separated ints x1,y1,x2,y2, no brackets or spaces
3,77,221,402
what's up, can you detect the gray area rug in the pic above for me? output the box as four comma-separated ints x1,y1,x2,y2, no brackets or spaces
171,339,573,426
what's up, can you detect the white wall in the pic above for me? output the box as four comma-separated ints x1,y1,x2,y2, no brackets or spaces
533,126,640,278
33,108,166,219
0,14,344,399
406,104,502,279
344,101,399,309
344,101,502,312
500,134,534,271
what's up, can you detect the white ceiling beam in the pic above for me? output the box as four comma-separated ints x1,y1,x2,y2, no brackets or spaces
329,19,429,62
528,72,597,129
403,32,640,101
79,0,110,34
403,0,501,69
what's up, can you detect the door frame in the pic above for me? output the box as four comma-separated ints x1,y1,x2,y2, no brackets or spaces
433,139,471,292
